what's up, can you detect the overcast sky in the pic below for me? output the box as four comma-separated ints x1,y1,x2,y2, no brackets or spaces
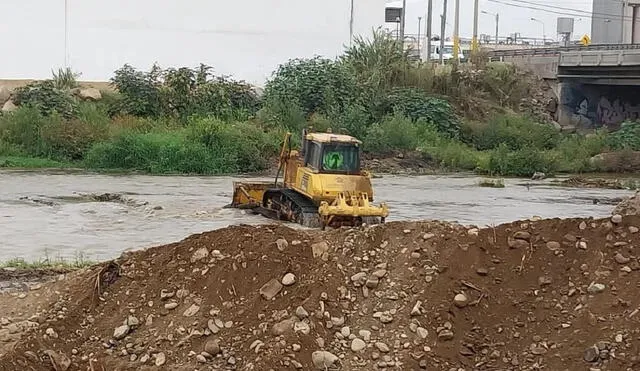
0,0,594,83
395,0,593,40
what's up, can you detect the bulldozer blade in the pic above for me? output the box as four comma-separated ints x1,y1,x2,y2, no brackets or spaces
229,181,272,209
318,192,389,228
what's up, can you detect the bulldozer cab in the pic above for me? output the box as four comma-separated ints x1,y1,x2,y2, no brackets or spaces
301,131,361,175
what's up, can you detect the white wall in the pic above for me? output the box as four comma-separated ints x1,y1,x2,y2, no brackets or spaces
0,0,385,85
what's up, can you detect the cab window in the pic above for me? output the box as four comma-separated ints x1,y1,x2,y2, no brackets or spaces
321,144,359,174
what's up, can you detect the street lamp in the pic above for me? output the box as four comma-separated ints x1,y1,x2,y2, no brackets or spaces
530,17,546,45
481,10,499,45
64,0,69,68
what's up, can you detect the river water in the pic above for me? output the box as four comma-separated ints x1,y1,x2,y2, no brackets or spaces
0,170,635,262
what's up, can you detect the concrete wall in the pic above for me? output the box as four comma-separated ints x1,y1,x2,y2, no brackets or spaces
499,55,558,80
558,83,640,129
0,0,385,86
591,0,625,44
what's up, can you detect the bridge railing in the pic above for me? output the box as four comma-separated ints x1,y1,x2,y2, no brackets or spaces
488,44,640,58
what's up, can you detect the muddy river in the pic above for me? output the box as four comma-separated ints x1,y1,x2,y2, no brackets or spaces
0,170,635,262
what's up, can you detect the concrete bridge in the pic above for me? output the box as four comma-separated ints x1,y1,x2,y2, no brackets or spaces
488,44,640,129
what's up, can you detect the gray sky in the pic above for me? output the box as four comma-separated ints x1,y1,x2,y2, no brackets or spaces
396,0,593,40
0,0,594,83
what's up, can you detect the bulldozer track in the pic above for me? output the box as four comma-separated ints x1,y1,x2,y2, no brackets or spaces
262,188,322,229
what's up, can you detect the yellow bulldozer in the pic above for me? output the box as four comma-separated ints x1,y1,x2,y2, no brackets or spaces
228,128,389,229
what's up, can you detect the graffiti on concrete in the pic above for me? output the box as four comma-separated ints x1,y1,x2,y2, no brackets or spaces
596,96,640,126
560,83,640,129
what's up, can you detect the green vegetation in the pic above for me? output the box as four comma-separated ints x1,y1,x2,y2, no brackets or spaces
478,178,505,188
0,251,95,270
0,32,639,176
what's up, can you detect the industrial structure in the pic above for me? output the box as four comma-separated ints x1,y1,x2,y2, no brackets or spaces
591,0,640,44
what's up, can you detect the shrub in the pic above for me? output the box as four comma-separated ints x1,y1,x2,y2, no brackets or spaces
462,114,560,151
263,57,358,117
382,88,461,138
12,80,77,118
110,64,163,117
487,144,557,176
363,115,417,153
607,121,640,150
0,106,56,155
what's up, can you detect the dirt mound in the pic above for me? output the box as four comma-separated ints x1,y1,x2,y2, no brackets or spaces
2,216,640,370
614,191,640,216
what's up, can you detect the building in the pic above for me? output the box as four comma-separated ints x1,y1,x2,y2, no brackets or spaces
0,0,386,85
591,0,640,44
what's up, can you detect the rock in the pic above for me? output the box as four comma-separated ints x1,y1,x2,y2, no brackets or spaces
576,241,588,250
531,172,546,180
513,231,531,241
579,221,588,230
294,321,311,335
372,269,388,278
365,276,380,289
295,306,309,319
584,346,599,362
259,279,283,300
0,87,10,104
113,324,130,340
467,228,479,236
1,100,17,113
282,273,296,286
476,267,488,276
183,304,200,317
160,289,174,300
340,326,351,337
612,214,623,224
204,340,220,357
546,241,561,250
164,302,179,310
196,354,207,363
453,293,468,308
375,342,390,353
614,253,631,264
276,238,288,251
615,334,623,343
44,350,71,371
508,238,529,249
587,283,606,294
272,318,295,335
417,327,428,339
411,301,423,316
359,329,371,341
538,276,553,286
438,330,454,341
207,319,220,334
155,352,166,366
191,247,209,263
312,351,340,369
351,338,366,352
351,272,367,286
78,87,102,101
311,241,330,261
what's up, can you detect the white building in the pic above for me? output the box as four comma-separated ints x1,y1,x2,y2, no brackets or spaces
591,0,640,44
0,0,385,85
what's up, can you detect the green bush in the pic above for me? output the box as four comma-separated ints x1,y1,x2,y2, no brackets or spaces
462,114,560,151
607,121,640,150
363,115,417,153
382,88,460,138
263,57,358,117
13,80,78,118
417,123,482,170
0,106,57,156
487,144,557,176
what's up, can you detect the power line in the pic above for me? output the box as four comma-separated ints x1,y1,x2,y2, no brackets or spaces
486,0,635,22
502,0,631,19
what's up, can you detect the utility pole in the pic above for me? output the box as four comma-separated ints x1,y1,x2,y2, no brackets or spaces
426,0,433,61
495,13,499,45
439,0,448,65
472,0,479,54
400,0,407,42
417,17,423,58
64,0,69,68
453,0,460,63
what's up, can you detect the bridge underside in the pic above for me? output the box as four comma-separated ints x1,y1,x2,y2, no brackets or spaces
557,66,640,85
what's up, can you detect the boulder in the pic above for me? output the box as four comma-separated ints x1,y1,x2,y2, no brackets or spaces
78,87,102,101
1,100,17,113
613,191,640,216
